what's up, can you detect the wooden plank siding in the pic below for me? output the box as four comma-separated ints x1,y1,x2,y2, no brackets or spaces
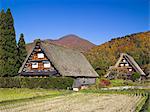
20,42,59,76
30,62,50,71
32,53,48,61
115,67,136,75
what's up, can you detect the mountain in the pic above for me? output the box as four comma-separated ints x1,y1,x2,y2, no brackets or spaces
85,31,150,76
26,35,96,53
43,34,96,52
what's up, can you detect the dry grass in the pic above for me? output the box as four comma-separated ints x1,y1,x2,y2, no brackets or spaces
0,93,143,112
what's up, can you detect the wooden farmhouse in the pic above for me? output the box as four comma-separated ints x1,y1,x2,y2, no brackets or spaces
105,53,146,80
18,40,99,89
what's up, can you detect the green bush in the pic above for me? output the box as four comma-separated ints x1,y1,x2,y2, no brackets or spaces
0,77,74,89
131,72,140,82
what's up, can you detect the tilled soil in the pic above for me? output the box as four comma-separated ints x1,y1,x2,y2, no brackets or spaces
0,93,142,112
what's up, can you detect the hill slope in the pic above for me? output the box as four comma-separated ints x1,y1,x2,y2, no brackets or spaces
85,31,150,76
43,34,96,52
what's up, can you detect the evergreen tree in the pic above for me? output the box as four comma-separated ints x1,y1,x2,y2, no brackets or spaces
18,33,27,67
4,9,18,76
0,9,18,76
0,9,7,77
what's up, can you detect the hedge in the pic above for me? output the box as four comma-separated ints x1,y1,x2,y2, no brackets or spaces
0,77,74,89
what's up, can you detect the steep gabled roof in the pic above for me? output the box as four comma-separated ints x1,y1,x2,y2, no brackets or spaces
105,53,146,77
19,41,99,78
18,42,36,73
115,53,145,75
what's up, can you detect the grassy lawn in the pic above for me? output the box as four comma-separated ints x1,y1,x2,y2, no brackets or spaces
110,79,127,86
0,88,72,111
109,79,150,87
0,88,71,103
95,78,150,89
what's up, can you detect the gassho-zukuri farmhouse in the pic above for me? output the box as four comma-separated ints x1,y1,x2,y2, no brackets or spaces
105,53,146,80
18,40,99,89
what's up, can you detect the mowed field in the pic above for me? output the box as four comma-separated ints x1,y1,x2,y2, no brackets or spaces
0,88,147,112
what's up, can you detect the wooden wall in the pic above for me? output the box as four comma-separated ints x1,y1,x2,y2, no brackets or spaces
32,53,48,61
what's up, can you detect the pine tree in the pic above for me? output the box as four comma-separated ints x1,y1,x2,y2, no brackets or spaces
0,9,7,77
18,33,27,67
4,8,18,76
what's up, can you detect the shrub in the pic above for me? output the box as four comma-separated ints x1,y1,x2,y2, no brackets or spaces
0,77,74,89
99,79,111,87
0,77,21,88
131,72,140,82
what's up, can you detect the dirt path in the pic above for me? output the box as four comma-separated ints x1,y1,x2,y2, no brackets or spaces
0,93,142,112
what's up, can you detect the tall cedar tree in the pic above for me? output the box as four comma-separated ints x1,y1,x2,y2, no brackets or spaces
18,33,27,67
0,9,18,77
0,10,7,77
5,9,18,76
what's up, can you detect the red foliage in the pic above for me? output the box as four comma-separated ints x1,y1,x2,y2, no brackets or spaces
99,79,111,87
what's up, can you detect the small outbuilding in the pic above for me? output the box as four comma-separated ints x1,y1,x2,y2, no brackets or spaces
18,40,99,89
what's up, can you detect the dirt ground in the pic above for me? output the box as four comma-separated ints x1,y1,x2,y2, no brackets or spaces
0,93,142,112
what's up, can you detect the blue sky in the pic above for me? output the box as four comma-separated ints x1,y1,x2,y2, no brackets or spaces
0,0,149,45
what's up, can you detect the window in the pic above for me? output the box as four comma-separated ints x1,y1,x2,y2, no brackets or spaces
38,53,44,58
122,59,126,62
38,49,41,51
43,61,51,68
32,62,38,68
120,64,124,67
129,68,132,71
125,63,129,66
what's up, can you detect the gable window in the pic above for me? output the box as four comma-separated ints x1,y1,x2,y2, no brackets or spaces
125,63,129,66
122,59,126,62
129,68,132,71
38,49,41,51
120,64,124,67
32,62,38,68
43,61,51,68
38,53,44,58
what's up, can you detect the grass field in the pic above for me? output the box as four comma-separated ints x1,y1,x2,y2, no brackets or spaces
0,88,149,112
0,88,70,103
109,79,150,87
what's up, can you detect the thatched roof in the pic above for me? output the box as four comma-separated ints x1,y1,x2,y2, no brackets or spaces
116,53,145,75
105,53,146,77
19,41,99,78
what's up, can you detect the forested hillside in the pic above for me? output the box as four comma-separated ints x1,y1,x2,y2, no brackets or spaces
85,31,150,76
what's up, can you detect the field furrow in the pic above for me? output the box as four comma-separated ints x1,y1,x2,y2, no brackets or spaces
0,93,143,112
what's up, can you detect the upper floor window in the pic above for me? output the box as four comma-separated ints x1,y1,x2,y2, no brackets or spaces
32,62,38,68
125,63,129,66
43,61,51,68
120,64,124,67
122,59,126,62
38,53,44,58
